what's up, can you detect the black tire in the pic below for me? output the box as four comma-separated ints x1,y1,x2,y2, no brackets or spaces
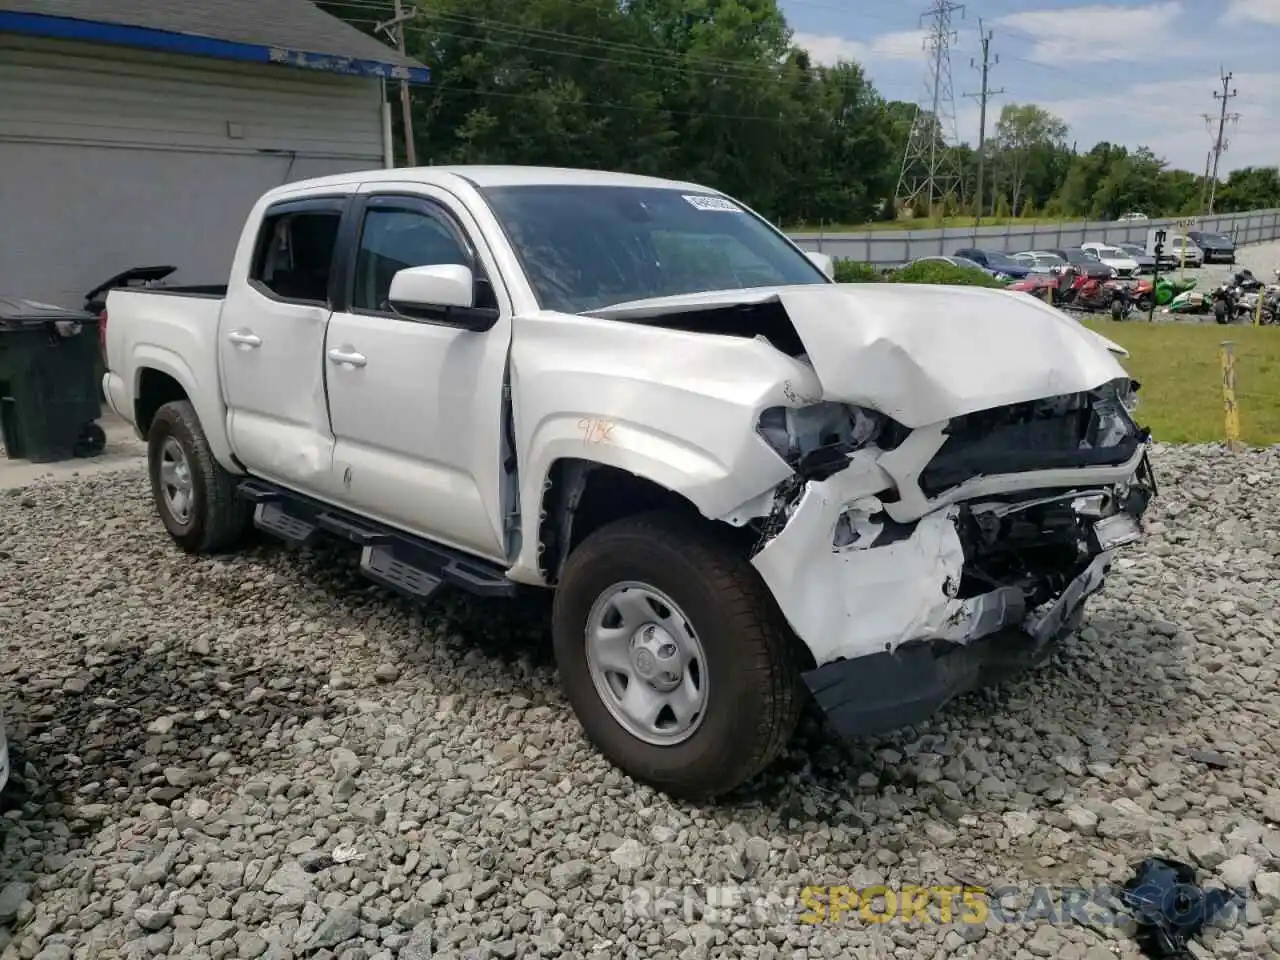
551,511,802,800
147,400,251,554
1136,295,1154,313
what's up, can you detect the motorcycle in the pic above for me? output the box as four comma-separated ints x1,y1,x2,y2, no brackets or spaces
1128,275,1198,313
1212,282,1236,324
1168,289,1213,315
1055,266,1135,319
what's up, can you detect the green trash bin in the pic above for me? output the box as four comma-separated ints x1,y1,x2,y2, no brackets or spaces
0,296,106,464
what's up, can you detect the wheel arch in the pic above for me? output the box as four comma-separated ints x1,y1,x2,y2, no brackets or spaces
130,347,239,473
537,458,733,586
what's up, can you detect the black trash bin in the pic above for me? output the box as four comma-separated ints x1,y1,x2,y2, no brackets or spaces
0,296,106,463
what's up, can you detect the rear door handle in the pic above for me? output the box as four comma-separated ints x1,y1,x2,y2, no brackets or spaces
227,330,261,348
327,347,367,368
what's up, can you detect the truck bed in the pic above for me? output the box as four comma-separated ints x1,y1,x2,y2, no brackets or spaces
124,284,228,299
101,286,230,460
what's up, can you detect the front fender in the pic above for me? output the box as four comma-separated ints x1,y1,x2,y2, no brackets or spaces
506,413,793,584
131,344,238,472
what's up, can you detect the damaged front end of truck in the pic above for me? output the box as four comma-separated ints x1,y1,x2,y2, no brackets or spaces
744,377,1155,738
587,282,1157,739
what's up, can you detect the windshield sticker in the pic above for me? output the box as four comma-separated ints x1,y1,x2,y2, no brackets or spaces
683,194,742,212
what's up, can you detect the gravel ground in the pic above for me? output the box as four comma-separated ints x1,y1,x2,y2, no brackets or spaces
1,446,1279,960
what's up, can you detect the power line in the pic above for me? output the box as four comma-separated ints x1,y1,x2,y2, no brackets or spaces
895,0,965,215
963,20,1004,226
331,0,918,94
1207,68,1239,214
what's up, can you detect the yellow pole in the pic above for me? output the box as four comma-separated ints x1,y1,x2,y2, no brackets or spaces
1220,340,1243,452
1044,281,1053,305
1254,291,1263,326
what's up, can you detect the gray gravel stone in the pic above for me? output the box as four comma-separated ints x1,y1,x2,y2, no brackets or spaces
2,443,1279,958
0,882,32,923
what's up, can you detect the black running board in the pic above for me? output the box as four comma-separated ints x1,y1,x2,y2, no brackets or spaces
236,479,516,601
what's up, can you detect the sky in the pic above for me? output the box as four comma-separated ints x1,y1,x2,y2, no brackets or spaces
785,0,1279,175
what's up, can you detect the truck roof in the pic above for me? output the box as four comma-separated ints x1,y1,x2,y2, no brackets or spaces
261,165,719,204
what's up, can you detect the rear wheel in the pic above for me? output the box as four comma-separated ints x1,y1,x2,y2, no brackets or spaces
1136,295,1154,313
551,511,802,800
147,400,251,554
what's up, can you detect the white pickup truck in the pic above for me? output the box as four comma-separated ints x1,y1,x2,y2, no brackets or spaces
102,166,1156,799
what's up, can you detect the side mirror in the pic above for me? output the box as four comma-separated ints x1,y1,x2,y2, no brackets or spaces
387,264,498,331
805,251,835,280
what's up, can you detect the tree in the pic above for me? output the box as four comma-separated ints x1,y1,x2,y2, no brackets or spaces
994,104,1068,215
1216,167,1280,212
320,1,1280,227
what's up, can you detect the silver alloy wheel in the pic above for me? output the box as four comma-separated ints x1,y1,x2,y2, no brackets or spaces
584,581,708,746
158,436,194,524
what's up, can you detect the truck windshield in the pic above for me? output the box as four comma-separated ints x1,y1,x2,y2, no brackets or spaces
478,184,829,313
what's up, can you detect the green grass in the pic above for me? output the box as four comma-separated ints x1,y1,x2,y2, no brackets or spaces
1082,320,1280,446
791,216,1065,233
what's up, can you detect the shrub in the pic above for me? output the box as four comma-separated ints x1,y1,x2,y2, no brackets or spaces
886,260,1008,288
833,259,884,283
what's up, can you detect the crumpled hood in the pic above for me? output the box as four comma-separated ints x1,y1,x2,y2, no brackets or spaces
588,283,1131,428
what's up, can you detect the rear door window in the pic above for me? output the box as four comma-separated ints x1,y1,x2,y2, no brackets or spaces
251,200,345,304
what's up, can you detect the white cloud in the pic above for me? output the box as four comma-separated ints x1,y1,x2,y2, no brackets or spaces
870,30,932,61
1223,0,1280,25
795,27,962,67
994,2,1191,64
1035,71,1280,173
792,32,870,66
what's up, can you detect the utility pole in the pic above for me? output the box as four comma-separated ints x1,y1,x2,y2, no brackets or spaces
376,1,418,167
1207,69,1238,214
1198,144,1213,213
894,0,965,217
964,20,1004,231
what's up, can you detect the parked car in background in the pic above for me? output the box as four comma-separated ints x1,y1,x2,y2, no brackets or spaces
1080,242,1142,279
99,165,1154,801
1144,230,1202,269
1112,242,1157,274
908,255,992,275
1166,235,1204,268
951,248,1037,278
1117,212,1148,222
1050,248,1117,279
1186,230,1236,264
1011,250,1067,272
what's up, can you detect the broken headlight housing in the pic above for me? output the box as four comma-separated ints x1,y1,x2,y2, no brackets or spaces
757,402,888,480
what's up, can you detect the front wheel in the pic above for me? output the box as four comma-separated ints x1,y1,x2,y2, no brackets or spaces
551,511,802,800
147,400,252,554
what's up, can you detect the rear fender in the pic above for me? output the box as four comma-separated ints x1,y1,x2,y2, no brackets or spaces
132,344,237,471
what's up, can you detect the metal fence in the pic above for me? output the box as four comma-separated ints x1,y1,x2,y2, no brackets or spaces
786,208,1280,266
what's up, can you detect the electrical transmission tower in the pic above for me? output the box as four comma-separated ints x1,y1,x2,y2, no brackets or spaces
963,20,1004,229
894,0,965,217
1205,69,1239,214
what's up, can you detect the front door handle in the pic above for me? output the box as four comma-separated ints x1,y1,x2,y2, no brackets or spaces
227,330,262,348
327,347,367,368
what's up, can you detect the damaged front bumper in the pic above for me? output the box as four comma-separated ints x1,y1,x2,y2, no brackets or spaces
749,439,1155,739
802,550,1110,738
